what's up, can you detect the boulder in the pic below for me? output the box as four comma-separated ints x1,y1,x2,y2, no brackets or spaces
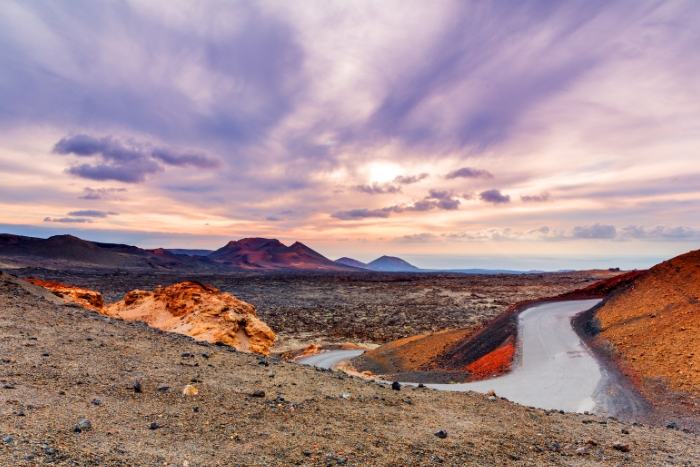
104,281,275,355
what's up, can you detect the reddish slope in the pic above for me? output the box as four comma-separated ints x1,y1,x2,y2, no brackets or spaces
207,238,352,270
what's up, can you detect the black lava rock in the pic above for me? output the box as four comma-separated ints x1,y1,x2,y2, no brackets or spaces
133,381,142,393
391,381,401,391
74,419,92,433
251,390,265,398
434,430,447,439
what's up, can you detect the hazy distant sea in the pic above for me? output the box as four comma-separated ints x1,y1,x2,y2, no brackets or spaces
400,254,668,272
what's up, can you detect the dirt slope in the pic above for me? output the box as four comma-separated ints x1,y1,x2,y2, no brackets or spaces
104,282,276,355
591,250,700,398
1,272,698,465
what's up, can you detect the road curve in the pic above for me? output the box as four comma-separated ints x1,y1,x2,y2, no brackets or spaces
299,299,609,413
298,350,365,369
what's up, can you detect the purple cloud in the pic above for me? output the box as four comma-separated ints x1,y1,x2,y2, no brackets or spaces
355,183,401,194
67,210,117,218
44,217,92,223
78,187,127,200
521,192,552,203
479,189,510,204
331,206,403,220
572,223,617,239
54,135,220,183
445,167,494,180
393,173,429,184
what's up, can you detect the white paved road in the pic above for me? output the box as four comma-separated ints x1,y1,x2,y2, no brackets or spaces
299,299,604,413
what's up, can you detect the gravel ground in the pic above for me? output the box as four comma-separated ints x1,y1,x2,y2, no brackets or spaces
1,273,699,466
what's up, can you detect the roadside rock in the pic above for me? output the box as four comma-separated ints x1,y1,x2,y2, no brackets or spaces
26,278,104,310
103,282,276,355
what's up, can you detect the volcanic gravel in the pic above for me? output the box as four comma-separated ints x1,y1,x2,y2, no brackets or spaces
2,274,699,466
16,268,619,347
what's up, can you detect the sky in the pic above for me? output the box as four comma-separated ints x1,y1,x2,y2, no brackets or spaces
1,1,699,270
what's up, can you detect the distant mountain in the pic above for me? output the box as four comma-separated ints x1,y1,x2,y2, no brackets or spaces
167,249,214,257
334,257,370,269
207,238,351,270
0,234,224,271
366,255,421,272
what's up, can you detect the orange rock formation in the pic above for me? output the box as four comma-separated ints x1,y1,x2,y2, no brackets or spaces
25,278,104,310
595,249,700,396
104,282,276,355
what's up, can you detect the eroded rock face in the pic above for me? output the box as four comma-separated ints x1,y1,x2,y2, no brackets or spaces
104,281,276,355
25,278,104,310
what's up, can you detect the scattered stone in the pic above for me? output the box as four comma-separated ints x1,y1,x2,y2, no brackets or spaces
667,422,679,430
488,396,497,401
133,381,142,393
74,419,92,433
434,430,448,439
341,393,351,399
391,381,401,391
149,421,160,430
613,442,630,452
158,385,169,392
251,390,265,398
487,389,496,397
418,383,425,388
622,428,630,434
181,352,192,358
91,398,101,406
44,447,56,455
576,447,589,456
0,436,12,444
182,384,198,396
269,372,275,378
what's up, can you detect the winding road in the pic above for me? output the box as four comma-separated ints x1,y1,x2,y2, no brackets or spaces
299,299,617,413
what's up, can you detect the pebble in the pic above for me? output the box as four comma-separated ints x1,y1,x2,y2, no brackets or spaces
613,442,630,452
92,398,101,405
149,421,160,430
251,390,266,398
269,373,275,378
391,381,401,391
133,381,142,393
1,436,12,444
74,419,92,433
434,430,448,439
182,384,199,396
158,385,169,392
667,422,679,430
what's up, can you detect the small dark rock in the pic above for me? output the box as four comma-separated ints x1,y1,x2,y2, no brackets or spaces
418,383,425,388
181,352,192,358
41,352,50,357
44,447,56,455
434,430,447,439
621,428,629,434
302,451,311,456
391,381,401,391
133,381,142,393
149,421,160,430
158,385,169,392
193,406,199,413
269,373,275,378
74,419,92,433
251,390,265,398
613,442,630,452
667,422,679,430
91,398,101,406
201,353,210,359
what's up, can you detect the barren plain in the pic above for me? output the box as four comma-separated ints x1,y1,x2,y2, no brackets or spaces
16,268,621,352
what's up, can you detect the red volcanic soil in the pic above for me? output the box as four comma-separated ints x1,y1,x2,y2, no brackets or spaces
25,277,104,310
464,338,515,381
352,271,644,383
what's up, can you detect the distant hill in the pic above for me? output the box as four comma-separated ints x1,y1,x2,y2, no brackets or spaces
207,238,351,270
167,249,214,256
366,255,421,272
0,234,223,271
334,257,370,269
